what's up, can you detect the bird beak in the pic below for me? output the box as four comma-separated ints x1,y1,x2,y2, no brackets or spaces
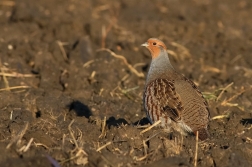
141,42,148,47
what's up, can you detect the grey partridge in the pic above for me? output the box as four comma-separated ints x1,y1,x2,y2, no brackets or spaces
142,38,210,140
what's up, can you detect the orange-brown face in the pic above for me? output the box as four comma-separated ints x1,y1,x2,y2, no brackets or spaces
142,38,167,59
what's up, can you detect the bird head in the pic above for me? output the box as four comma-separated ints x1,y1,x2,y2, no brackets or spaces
142,38,167,59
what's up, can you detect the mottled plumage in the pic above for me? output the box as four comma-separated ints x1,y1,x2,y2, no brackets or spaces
142,38,210,140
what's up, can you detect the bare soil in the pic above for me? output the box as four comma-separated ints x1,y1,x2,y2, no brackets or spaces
0,0,252,166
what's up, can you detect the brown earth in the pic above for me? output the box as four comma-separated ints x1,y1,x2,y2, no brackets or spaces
0,0,252,166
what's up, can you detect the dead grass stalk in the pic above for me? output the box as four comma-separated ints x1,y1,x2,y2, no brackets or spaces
140,120,161,135
6,122,29,149
194,131,199,167
97,48,144,78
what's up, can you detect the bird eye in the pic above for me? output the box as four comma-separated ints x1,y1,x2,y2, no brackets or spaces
153,42,157,45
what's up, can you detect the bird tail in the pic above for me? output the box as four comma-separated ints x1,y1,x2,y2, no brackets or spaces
194,128,209,140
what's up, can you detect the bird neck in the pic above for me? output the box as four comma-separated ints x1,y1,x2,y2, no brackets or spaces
146,50,174,83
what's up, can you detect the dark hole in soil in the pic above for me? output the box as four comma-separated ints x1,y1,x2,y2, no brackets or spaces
35,111,41,118
133,117,150,126
67,100,92,118
142,64,149,72
169,133,173,140
106,116,128,128
240,118,252,125
220,145,229,149
146,140,150,148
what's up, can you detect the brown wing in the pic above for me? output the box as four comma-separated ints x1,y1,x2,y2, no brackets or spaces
176,76,210,140
144,78,184,122
183,77,210,120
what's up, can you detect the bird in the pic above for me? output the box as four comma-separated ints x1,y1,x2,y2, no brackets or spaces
142,38,210,140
